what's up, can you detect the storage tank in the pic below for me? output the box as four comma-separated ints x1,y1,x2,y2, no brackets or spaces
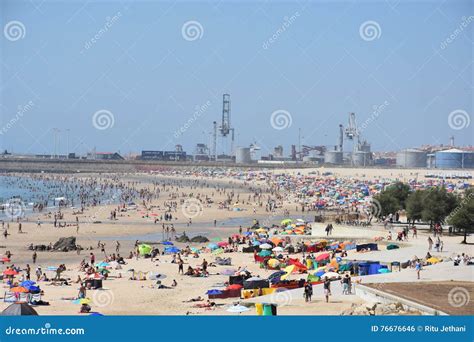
435,149,474,169
324,151,343,164
396,149,427,168
352,151,371,166
235,147,251,164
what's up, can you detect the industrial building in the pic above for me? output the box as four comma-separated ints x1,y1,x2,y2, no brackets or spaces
434,149,474,169
87,152,124,160
141,150,187,161
396,149,427,168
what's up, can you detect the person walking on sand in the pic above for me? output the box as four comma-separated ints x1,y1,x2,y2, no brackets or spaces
323,278,331,303
178,257,184,274
32,251,37,264
415,260,422,279
116,241,121,253
427,236,433,251
304,282,313,302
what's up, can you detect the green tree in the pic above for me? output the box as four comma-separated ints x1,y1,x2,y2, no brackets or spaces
447,188,474,244
421,187,458,225
388,182,411,209
406,190,425,223
373,181,411,217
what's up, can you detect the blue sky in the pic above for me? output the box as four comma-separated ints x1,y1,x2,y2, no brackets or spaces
0,0,472,157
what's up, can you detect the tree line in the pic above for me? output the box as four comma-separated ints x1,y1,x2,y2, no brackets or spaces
372,182,473,244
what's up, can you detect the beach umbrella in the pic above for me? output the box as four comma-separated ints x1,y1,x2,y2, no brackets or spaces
321,272,340,279
162,241,174,246
252,241,261,246
255,228,267,234
281,265,295,280
20,280,36,287
95,262,109,268
271,245,282,253
267,259,280,268
217,241,229,247
260,243,272,250
86,273,104,280
246,276,262,281
281,219,292,225
226,305,249,313
138,244,152,256
227,284,243,290
426,257,440,264
10,286,29,293
258,250,271,257
314,270,325,277
206,289,222,295
378,268,391,273
268,270,286,280
164,246,180,254
212,237,221,242
270,237,282,245
1,257,11,263
2,269,19,276
207,243,218,250
1,303,38,316
315,253,330,262
212,248,224,255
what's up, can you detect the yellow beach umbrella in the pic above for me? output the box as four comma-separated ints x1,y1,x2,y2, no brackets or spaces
426,257,440,264
281,265,295,280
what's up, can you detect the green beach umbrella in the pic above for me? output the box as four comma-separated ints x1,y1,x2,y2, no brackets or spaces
138,244,152,256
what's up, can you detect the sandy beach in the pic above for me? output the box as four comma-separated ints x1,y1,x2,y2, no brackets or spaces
1,167,472,316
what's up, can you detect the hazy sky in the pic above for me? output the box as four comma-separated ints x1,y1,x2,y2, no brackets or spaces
1,0,472,157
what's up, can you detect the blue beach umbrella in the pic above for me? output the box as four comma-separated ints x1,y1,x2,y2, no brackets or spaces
206,289,222,295
164,246,180,254
207,243,218,250
20,280,36,287
162,241,174,246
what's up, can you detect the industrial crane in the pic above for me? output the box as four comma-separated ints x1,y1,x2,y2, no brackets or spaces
212,94,235,160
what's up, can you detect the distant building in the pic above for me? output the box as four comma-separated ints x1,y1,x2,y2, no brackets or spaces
87,152,124,160
140,150,187,161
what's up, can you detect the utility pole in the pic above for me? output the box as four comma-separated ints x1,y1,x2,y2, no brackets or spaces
66,128,70,157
